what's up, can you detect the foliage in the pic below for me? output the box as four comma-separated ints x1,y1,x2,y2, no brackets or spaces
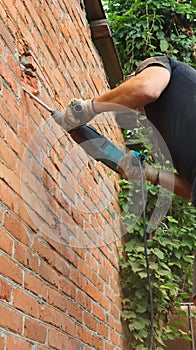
101,0,196,347
118,179,196,349
101,1,196,347
102,0,196,73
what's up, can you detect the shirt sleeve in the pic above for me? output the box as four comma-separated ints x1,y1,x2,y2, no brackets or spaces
135,56,171,75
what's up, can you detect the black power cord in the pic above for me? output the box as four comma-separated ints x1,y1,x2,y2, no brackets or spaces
138,158,154,350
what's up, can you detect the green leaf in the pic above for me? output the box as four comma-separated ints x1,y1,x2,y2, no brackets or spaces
136,304,148,313
160,39,169,52
149,262,159,270
166,215,178,224
153,248,165,260
138,271,147,278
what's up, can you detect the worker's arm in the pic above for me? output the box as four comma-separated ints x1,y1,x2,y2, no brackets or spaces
158,170,192,200
117,151,192,201
94,66,171,111
51,65,171,130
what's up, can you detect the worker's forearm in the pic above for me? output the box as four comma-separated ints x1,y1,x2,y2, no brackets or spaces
94,79,148,112
94,66,170,112
157,170,191,200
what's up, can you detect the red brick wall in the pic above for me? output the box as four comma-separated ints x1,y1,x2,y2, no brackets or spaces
0,1,129,349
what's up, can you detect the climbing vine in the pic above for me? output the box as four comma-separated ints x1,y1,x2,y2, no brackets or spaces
115,124,196,348
118,178,196,349
102,0,196,73
100,0,196,347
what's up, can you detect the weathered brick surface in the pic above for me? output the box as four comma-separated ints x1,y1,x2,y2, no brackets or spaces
0,0,129,349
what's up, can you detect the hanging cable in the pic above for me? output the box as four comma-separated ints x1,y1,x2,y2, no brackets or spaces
138,158,154,350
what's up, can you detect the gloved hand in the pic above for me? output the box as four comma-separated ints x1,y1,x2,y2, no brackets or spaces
117,151,159,185
51,99,97,131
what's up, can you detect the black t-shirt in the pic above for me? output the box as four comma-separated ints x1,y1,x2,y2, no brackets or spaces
136,56,196,184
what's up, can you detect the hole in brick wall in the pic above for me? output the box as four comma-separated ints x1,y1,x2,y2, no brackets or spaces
20,52,38,91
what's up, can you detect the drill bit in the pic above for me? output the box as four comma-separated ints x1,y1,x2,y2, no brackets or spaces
22,87,53,112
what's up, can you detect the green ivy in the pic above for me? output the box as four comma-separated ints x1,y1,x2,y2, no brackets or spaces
102,0,196,73
118,179,196,349
101,0,196,347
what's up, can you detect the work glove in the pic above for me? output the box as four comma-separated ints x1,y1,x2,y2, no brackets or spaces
51,99,97,131
117,151,160,185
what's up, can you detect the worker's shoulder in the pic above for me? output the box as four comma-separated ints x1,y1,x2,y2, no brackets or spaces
136,56,171,75
170,58,196,80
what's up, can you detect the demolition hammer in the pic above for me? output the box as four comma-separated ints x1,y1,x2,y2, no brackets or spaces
22,88,146,171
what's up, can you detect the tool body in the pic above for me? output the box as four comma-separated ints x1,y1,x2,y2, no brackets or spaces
70,125,124,172
22,88,145,172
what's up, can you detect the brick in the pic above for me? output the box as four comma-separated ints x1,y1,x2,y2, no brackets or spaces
6,334,32,350
91,303,106,323
1,0,18,22
24,317,47,343
0,88,19,132
107,315,122,334
39,260,60,288
110,275,120,295
33,237,70,277
0,279,12,301
109,329,120,345
48,287,67,311
39,303,61,328
0,19,15,53
98,322,109,339
61,314,77,338
59,276,76,299
0,59,18,95
14,242,39,272
0,303,22,333
85,251,99,273
82,281,106,307
0,139,18,170
99,266,109,284
0,227,13,255
0,179,19,214
76,290,91,312
24,272,47,301
104,342,115,350
13,288,39,317
31,158,44,179
0,254,22,284
48,327,69,350
5,125,25,159
58,245,78,267
71,268,87,291
0,162,20,195
77,325,93,347
67,338,79,350
84,312,97,332
18,198,39,233
109,302,121,319
92,334,104,350
0,334,5,350
79,261,104,292
7,52,21,80
105,284,115,303
17,19,39,58
4,212,30,245
68,299,83,323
